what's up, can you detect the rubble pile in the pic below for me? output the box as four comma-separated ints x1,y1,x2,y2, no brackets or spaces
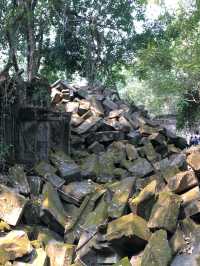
2,82,200,265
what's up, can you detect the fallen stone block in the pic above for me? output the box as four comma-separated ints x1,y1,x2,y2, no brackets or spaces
40,183,72,234
184,200,200,218
78,99,91,115
71,113,84,127
170,226,187,255
107,213,151,254
65,187,106,243
139,124,159,136
12,248,47,266
88,141,105,154
27,176,43,196
129,180,157,219
90,96,104,116
87,131,125,144
148,192,181,233
149,132,166,146
125,144,138,161
139,142,158,162
9,165,30,195
166,170,198,194
46,242,75,266
140,230,172,266
0,185,27,226
0,230,33,265
103,99,118,111
108,109,124,119
34,161,65,188
80,154,99,179
73,116,102,135
60,180,99,205
108,177,135,219
23,199,41,225
82,194,108,232
180,186,200,206
187,151,200,171
50,150,80,182
170,153,187,170
126,131,141,145
123,157,154,178
34,226,63,247
65,102,79,113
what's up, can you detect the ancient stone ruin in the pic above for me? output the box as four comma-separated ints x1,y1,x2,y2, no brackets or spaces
1,81,200,266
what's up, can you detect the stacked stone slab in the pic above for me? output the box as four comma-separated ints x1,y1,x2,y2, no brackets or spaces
2,83,200,265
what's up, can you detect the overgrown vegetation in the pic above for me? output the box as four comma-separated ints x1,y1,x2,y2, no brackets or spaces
1,0,200,128
121,0,200,128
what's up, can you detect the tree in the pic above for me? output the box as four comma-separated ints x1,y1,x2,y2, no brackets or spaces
122,0,200,128
0,0,147,85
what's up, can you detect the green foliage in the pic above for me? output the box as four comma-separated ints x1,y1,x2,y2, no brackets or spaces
121,0,200,127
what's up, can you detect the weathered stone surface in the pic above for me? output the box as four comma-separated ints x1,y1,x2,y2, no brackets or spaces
27,176,43,196
181,186,200,206
73,116,102,134
65,101,79,113
87,131,125,144
114,257,131,266
90,96,104,116
34,226,62,246
88,141,105,154
0,185,27,226
34,161,65,188
140,230,172,266
170,153,187,170
9,165,30,195
118,116,132,132
149,132,166,145
50,150,80,181
108,109,124,119
129,180,157,219
124,157,153,178
65,188,105,243
0,231,33,264
125,144,138,161
71,113,84,127
46,242,75,266
170,226,187,255
78,99,91,115
187,151,200,171
40,183,71,233
148,192,181,233
80,154,99,178
61,180,99,205
82,194,108,232
166,170,198,194
108,177,135,219
23,199,41,225
126,131,141,145
107,214,151,254
103,98,118,111
184,200,200,218
34,160,56,176
140,142,158,162
139,124,159,136
12,248,47,266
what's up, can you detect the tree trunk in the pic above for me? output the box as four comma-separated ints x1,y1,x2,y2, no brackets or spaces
24,0,39,82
